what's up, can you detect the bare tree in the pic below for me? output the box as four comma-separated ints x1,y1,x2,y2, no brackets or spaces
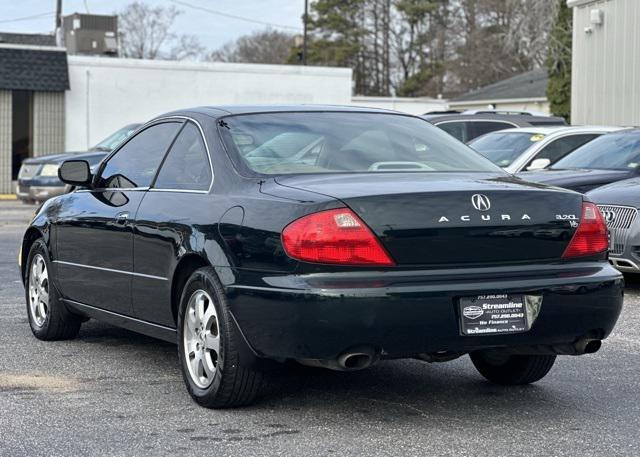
169,35,206,61
506,0,559,68
208,29,296,65
445,0,557,95
118,1,204,60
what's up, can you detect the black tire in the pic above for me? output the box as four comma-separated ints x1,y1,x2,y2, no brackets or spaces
177,267,263,408
25,239,82,340
470,351,556,385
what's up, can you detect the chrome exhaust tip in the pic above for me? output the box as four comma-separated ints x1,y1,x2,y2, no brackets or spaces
337,346,379,370
296,346,380,371
583,339,602,354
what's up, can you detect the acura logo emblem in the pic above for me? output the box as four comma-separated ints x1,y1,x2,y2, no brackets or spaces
602,210,616,224
471,194,491,211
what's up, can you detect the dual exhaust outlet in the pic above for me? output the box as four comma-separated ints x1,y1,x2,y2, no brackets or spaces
297,338,602,371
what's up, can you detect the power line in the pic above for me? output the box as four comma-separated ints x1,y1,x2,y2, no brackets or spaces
0,11,55,25
168,0,302,32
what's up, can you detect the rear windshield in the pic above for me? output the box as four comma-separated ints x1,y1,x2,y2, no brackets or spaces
469,132,543,167
552,131,640,170
218,112,501,175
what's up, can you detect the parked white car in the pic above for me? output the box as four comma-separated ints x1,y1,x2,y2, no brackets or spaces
468,126,626,173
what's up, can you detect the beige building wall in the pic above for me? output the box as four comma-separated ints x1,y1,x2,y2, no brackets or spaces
33,91,65,156
0,91,11,194
351,96,448,115
570,0,640,125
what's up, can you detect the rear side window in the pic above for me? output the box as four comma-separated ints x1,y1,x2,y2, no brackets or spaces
436,122,466,141
154,122,212,191
526,134,600,168
467,122,514,141
436,121,514,143
98,122,181,189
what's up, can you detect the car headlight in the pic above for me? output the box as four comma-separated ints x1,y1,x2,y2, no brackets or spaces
39,164,60,177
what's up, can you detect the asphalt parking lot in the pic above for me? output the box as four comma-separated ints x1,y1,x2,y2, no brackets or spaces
1,201,640,457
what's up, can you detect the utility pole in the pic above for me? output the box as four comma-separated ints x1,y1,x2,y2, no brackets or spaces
303,0,308,65
55,0,63,46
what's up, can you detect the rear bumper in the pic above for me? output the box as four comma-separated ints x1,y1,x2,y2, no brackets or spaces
225,262,624,360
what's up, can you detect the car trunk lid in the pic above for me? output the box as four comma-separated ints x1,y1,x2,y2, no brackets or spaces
275,173,583,266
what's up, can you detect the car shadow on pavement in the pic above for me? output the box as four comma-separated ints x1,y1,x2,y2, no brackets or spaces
262,360,578,425
72,319,580,425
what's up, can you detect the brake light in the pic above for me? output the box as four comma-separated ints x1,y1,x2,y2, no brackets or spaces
282,208,394,265
562,202,609,259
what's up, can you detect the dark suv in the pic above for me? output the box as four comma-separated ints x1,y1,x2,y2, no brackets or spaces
423,110,567,143
16,124,140,203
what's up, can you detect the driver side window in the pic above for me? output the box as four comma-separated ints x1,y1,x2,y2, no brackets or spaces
98,122,181,189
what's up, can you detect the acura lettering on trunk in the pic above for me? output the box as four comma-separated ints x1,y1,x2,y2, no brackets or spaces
19,106,623,409
437,213,532,223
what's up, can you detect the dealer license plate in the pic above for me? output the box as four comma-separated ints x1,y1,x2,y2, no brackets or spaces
459,294,528,336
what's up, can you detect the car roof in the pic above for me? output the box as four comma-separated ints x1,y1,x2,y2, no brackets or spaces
476,125,627,136
421,113,566,125
159,104,405,120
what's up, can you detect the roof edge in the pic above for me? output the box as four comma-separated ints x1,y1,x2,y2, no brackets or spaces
352,95,444,103
567,0,597,7
67,55,352,77
449,97,548,105
0,43,66,52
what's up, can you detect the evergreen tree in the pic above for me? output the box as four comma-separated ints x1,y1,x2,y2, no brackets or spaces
296,0,558,98
546,1,572,122
298,0,371,94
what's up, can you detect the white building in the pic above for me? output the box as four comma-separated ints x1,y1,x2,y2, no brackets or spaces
66,56,353,150
569,0,640,125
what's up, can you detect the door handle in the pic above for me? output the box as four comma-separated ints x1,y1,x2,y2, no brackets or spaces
115,212,130,225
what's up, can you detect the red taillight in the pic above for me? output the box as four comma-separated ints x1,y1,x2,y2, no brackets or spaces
562,202,609,259
282,208,394,266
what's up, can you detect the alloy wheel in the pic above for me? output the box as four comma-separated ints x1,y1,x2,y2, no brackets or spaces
28,254,49,328
183,289,221,388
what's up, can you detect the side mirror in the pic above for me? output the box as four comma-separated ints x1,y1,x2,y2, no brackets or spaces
58,160,92,188
527,158,551,171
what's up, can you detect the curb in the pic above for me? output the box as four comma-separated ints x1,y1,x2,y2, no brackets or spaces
0,194,17,200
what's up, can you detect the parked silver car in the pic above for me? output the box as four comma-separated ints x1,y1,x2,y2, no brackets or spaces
588,178,640,273
468,126,625,173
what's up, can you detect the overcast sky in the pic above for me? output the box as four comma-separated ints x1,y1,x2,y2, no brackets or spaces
1,0,305,51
